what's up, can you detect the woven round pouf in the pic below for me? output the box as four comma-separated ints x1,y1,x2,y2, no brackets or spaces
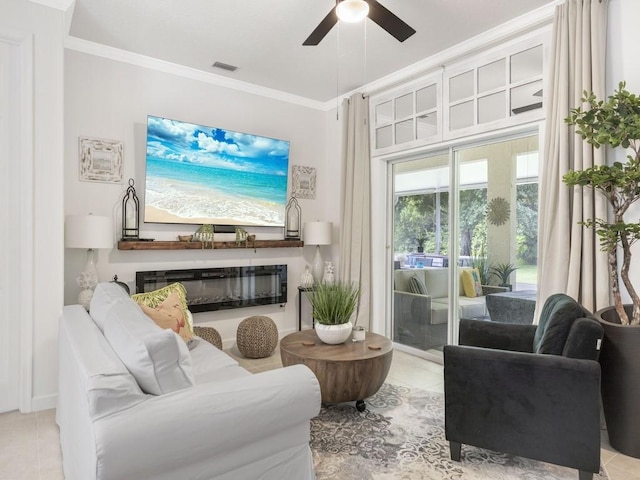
193,326,223,350
236,316,278,359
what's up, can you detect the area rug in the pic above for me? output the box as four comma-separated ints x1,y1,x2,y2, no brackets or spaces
311,383,608,480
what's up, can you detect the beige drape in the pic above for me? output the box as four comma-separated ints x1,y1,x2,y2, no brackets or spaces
339,93,372,329
537,0,609,315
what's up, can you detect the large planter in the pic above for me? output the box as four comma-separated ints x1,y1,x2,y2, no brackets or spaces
595,305,640,458
315,321,353,344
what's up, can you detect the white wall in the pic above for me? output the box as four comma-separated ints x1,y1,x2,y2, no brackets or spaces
64,49,336,344
0,0,65,411
606,0,640,304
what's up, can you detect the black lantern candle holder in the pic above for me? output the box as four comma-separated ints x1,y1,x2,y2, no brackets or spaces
121,178,140,241
285,196,302,240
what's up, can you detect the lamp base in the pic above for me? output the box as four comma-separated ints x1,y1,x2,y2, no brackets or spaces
311,245,324,284
78,289,94,311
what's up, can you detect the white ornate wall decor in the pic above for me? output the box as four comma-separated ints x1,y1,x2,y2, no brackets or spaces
292,165,316,199
79,136,124,183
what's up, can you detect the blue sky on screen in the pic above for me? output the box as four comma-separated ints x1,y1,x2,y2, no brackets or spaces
146,115,289,176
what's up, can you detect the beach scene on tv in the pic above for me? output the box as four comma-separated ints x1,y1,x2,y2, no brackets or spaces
144,115,290,227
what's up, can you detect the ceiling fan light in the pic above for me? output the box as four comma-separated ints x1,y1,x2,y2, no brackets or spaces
336,0,370,23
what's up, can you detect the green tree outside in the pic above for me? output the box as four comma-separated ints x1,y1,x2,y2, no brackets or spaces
393,193,449,254
394,184,538,277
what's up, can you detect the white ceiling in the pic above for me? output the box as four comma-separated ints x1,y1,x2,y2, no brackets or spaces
66,0,555,104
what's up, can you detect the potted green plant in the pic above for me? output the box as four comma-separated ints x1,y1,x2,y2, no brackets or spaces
564,81,640,458
469,238,491,286
489,263,518,291
415,233,427,253
306,281,360,344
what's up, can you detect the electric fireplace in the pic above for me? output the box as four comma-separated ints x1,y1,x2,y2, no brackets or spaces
136,265,287,313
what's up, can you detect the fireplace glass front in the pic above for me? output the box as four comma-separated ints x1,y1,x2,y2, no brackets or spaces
136,265,287,313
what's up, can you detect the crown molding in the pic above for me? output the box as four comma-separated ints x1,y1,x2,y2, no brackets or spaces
65,36,328,111
29,0,74,11
322,0,560,110
65,1,559,114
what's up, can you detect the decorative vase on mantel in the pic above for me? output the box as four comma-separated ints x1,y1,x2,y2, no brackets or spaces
596,305,640,458
300,265,314,288
315,321,353,345
322,261,335,284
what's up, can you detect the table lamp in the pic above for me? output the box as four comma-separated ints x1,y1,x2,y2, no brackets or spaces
303,221,333,283
65,214,113,309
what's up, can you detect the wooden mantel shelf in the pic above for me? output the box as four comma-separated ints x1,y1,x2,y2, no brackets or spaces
117,240,304,250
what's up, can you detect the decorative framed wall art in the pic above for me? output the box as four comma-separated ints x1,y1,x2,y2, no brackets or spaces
79,136,124,183
291,165,316,199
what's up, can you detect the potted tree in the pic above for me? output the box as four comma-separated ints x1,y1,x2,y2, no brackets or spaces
564,81,640,458
489,262,519,291
306,281,361,344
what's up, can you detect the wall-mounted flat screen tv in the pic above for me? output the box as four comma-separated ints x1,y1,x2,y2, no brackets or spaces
144,115,290,227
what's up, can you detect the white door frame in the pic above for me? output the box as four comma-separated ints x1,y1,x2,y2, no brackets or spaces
1,27,34,413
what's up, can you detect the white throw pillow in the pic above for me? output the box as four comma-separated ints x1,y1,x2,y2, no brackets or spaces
90,282,131,331
103,298,195,395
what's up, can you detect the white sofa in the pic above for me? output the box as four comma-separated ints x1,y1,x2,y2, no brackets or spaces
56,282,321,480
393,267,507,350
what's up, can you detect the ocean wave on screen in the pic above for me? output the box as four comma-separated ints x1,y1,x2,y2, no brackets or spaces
145,176,284,225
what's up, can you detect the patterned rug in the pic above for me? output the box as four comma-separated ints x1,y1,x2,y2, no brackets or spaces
311,383,608,480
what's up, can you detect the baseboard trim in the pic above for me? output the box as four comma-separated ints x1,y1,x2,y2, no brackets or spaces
31,393,57,412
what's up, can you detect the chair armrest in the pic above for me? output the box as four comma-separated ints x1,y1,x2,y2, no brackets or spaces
459,318,536,352
394,290,432,323
481,285,510,295
94,365,321,480
443,345,601,472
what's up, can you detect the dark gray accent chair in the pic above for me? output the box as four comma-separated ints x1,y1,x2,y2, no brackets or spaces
444,293,604,480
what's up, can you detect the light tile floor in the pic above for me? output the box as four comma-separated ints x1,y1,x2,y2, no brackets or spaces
1,347,639,479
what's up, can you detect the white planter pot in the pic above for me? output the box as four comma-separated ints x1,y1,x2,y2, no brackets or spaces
315,321,353,344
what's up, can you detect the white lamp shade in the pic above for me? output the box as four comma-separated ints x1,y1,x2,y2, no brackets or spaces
65,214,113,249
336,0,370,23
303,221,333,246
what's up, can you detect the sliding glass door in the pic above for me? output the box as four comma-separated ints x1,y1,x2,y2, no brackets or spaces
391,152,450,356
390,133,539,358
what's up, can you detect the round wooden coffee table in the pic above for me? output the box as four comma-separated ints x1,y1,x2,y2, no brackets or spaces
280,329,393,411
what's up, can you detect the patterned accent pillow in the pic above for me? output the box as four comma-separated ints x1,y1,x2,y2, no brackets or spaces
138,290,194,343
132,283,193,335
462,268,483,298
407,275,428,295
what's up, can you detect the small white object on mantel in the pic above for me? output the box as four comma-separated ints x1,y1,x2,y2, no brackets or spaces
300,265,314,288
322,261,335,284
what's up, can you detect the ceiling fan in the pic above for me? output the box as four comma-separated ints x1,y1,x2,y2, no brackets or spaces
303,0,416,46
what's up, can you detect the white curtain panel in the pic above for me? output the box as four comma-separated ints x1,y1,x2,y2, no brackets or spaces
537,0,609,317
339,93,372,329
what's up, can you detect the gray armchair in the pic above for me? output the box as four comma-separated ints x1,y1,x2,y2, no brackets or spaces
444,293,604,480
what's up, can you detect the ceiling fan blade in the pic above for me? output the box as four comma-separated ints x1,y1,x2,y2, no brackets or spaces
303,7,338,46
367,0,416,42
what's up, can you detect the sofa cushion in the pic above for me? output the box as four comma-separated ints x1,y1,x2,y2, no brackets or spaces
132,283,193,335
138,290,195,343
457,296,488,319
429,300,449,325
103,298,195,395
90,282,131,331
190,336,240,381
422,268,448,299
59,305,148,421
407,275,428,295
394,270,415,292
